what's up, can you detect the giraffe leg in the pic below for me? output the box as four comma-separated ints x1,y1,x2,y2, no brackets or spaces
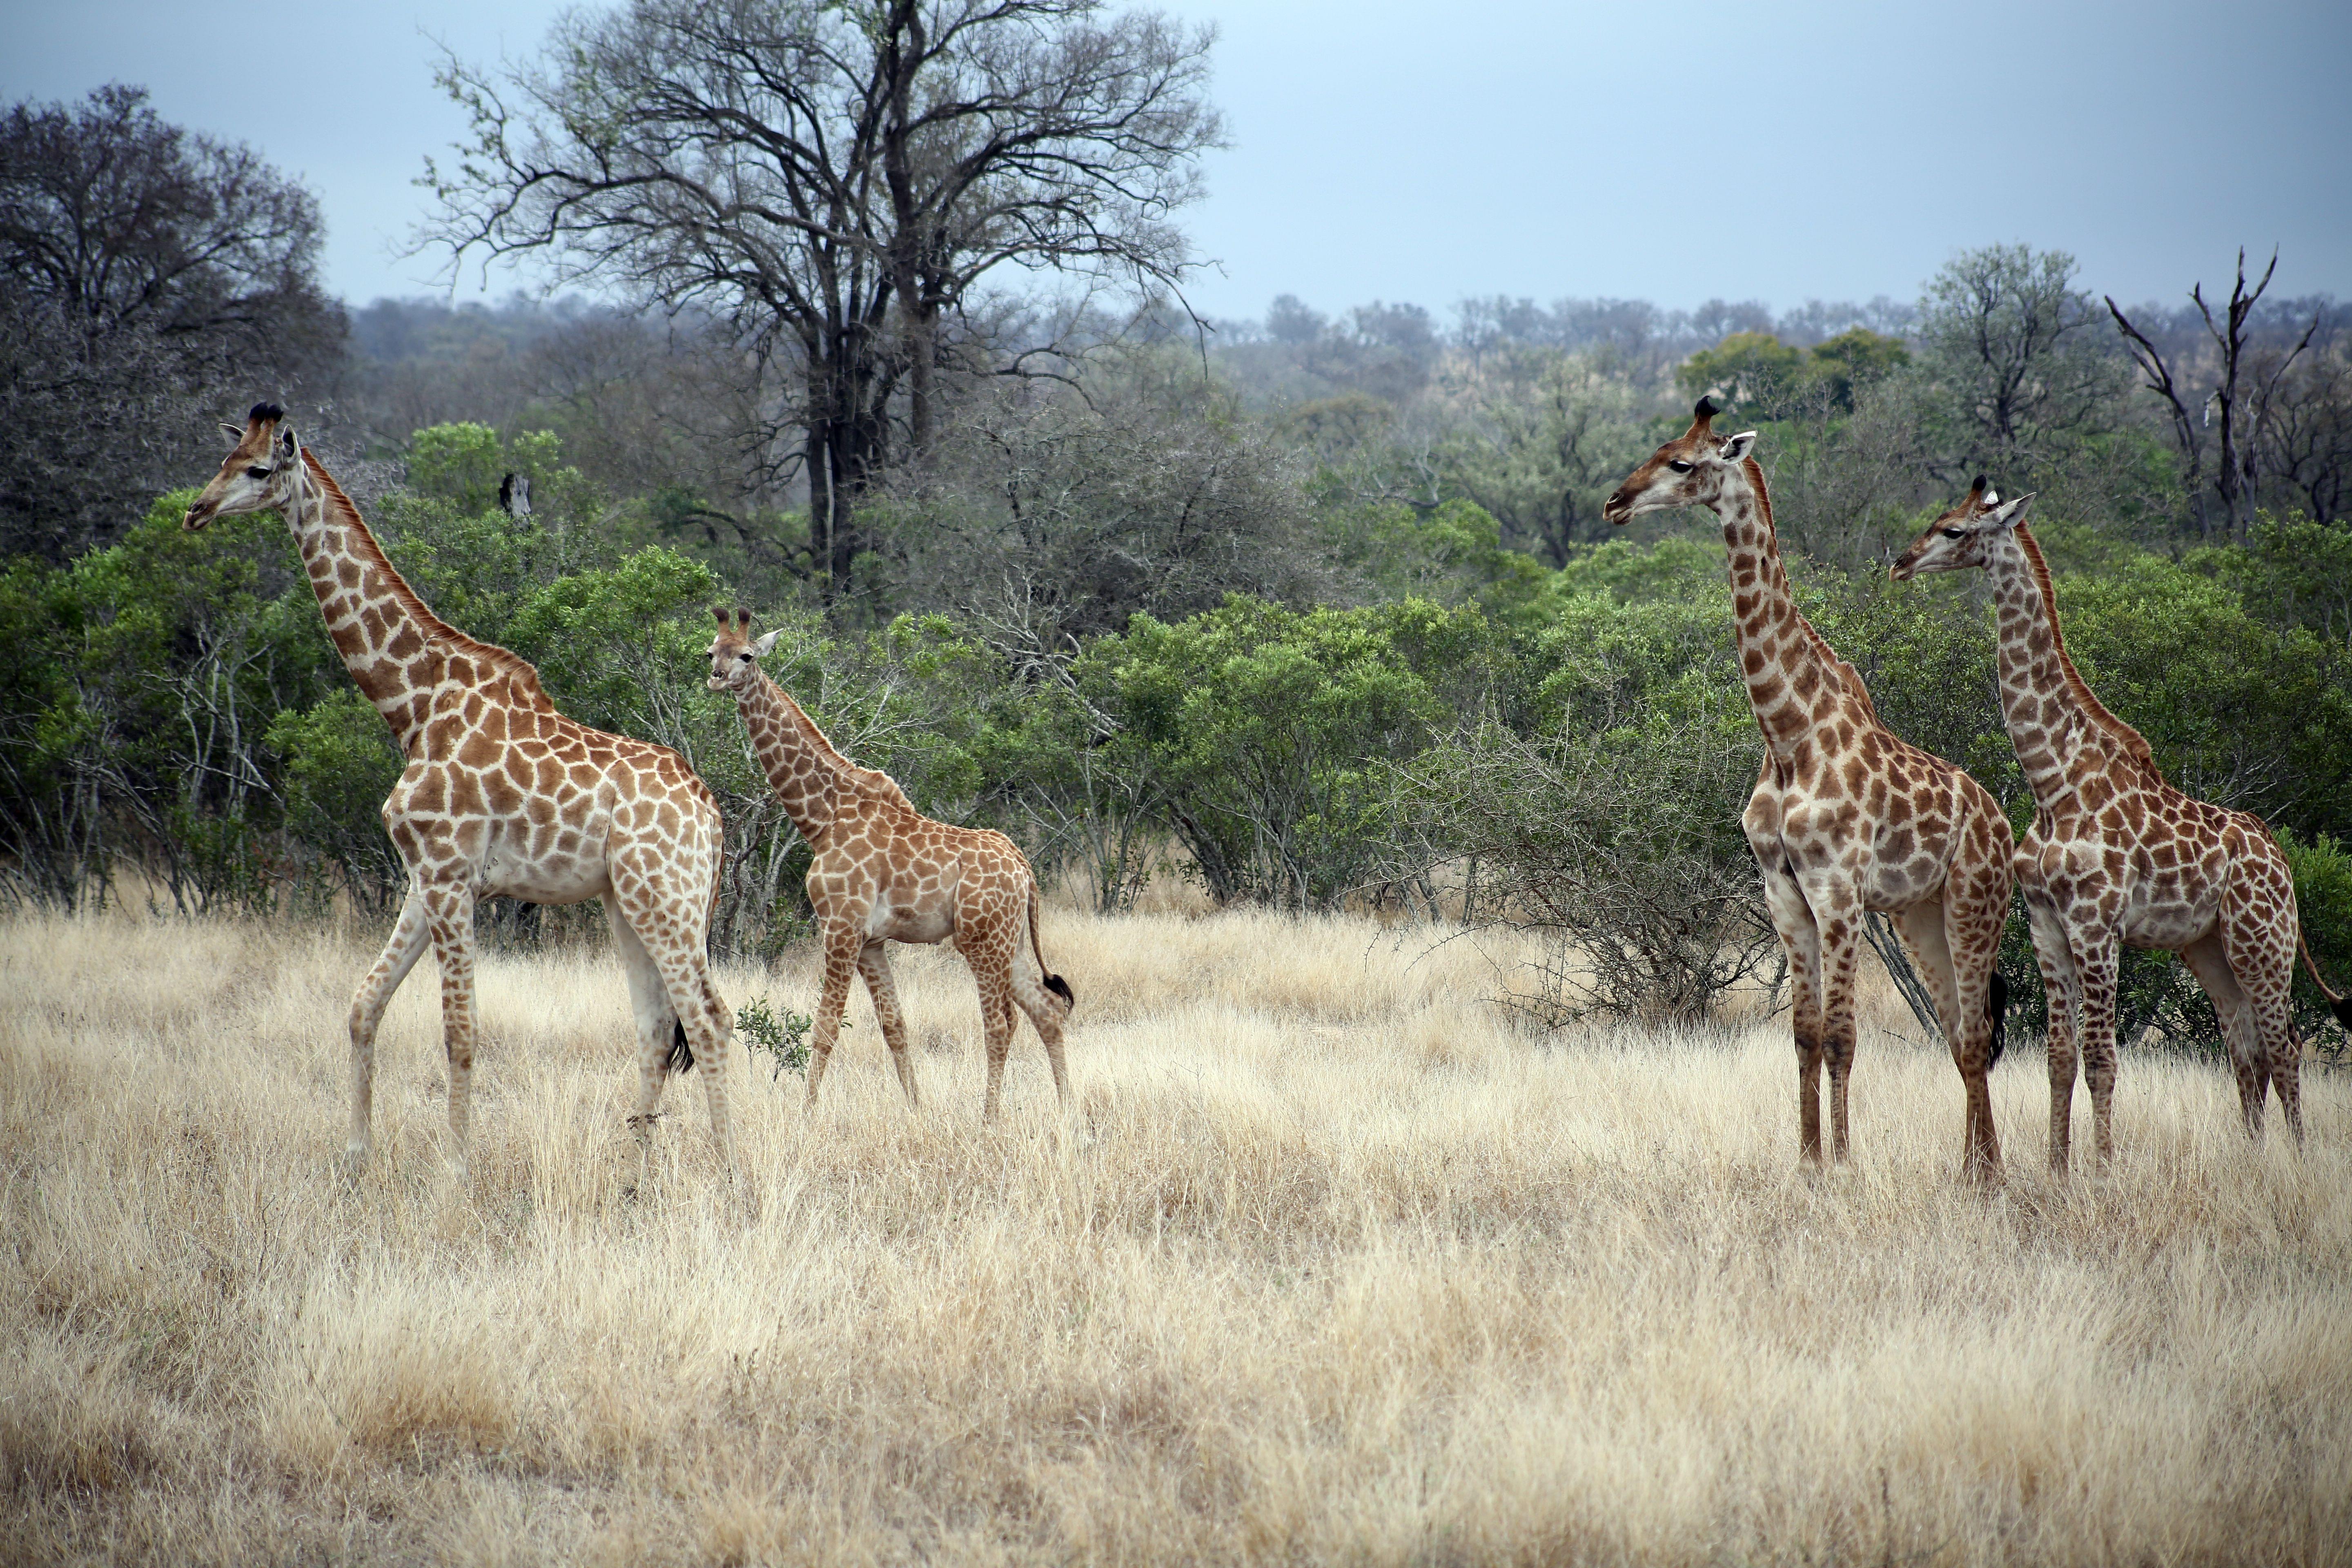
2022,885,2081,1173
2071,924,2123,1168
805,921,864,1110
607,902,682,1196
1009,952,1073,1108
978,978,1018,1122
2180,932,2263,1138
858,942,920,1109
1811,902,1865,1164
1759,863,1825,1162
343,883,432,1179
1898,898,1985,1175
2215,885,2303,1146
417,880,481,1190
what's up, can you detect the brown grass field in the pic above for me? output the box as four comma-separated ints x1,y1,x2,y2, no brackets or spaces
2,904,2349,1566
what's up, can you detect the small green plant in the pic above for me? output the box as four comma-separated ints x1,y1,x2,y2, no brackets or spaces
736,995,813,1079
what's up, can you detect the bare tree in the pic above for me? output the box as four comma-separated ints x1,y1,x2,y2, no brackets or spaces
425,0,1221,601
0,85,343,558
1915,244,2123,483
2108,250,2320,541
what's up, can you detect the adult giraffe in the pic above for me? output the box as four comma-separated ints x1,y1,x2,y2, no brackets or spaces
705,609,1073,1116
1893,480,2352,1165
183,404,735,1189
1604,400,2016,1174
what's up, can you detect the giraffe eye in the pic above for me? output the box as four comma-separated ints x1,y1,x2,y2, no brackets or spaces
1942,527,1967,539
1667,460,1693,474
246,466,272,480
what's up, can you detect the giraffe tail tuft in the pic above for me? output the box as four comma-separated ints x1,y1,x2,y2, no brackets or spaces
1026,881,1075,1013
1987,970,2009,1067
666,1018,695,1073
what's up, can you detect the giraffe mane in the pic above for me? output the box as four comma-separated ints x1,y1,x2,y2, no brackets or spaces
306,454,556,713
2012,523,2156,771
761,669,913,809
1741,454,1880,723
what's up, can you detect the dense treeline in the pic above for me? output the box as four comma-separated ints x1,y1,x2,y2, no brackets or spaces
5,66,2352,1051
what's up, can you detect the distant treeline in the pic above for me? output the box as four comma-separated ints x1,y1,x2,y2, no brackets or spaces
6,75,2352,1050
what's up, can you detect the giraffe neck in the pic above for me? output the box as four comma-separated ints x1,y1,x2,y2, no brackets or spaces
734,667,853,842
1984,523,2152,799
288,453,454,750
1715,459,1847,756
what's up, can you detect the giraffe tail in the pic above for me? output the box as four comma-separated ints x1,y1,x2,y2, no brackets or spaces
1029,884,1074,1012
666,1018,695,1073
2299,929,2352,1031
1987,969,2009,1067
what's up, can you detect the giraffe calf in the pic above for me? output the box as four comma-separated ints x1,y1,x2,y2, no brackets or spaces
707,609,1074,1117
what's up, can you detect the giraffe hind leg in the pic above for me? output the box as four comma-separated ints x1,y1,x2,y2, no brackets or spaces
345,884,432,1179
608,903,683,1195
1009,962,1071,1107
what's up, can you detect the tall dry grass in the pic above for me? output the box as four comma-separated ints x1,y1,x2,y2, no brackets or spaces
2,904,2347,1566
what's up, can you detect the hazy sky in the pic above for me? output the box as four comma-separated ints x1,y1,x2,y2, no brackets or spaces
7,0,2348,324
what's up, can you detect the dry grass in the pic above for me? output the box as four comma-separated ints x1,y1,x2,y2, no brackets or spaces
2,905,2348,1566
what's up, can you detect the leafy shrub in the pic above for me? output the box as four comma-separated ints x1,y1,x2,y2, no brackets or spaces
737,995,813,1079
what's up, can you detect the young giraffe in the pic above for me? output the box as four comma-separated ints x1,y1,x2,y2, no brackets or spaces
1893,481,2352,1165
183,404,735,1190
704,609,1074,1115
1604,400,2016,1174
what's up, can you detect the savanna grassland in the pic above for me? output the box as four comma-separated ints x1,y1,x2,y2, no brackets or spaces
3,906,2349,1566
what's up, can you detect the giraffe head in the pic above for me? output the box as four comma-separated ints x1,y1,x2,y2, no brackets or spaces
707,607,780,692
1601,398,1760,525
183,402,305,532
1888,478,2036,581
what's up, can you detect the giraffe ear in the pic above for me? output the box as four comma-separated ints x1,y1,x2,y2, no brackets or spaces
275,423,300,462
1717,430,1757,463
220,423,246,446
1986,492,2036,529
748,630,781,659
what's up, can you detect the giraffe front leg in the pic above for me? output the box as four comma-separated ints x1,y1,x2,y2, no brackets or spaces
857,942,920,1110
344,884,431,1180
2073,925,2124,1166
1811,905,1864,1165
805,923,863,1110
1757,860,1824,1163
2023,886,2080,1174
419,880,481,1191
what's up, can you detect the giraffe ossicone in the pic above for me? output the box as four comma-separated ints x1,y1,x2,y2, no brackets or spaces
1605,400,2017,1176
706,607,1074,1117
183,403,738,1192
1893,480,2352,1165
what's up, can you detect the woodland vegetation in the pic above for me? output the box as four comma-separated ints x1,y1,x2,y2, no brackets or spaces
5,12,2352,1052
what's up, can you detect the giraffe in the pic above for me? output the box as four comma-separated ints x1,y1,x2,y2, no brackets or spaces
1892,480,2352,1165
1604,399,2017,1174
704,609,1074,1116
182,403,735,1191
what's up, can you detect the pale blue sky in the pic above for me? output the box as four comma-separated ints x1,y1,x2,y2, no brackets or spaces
7,0,2348,322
